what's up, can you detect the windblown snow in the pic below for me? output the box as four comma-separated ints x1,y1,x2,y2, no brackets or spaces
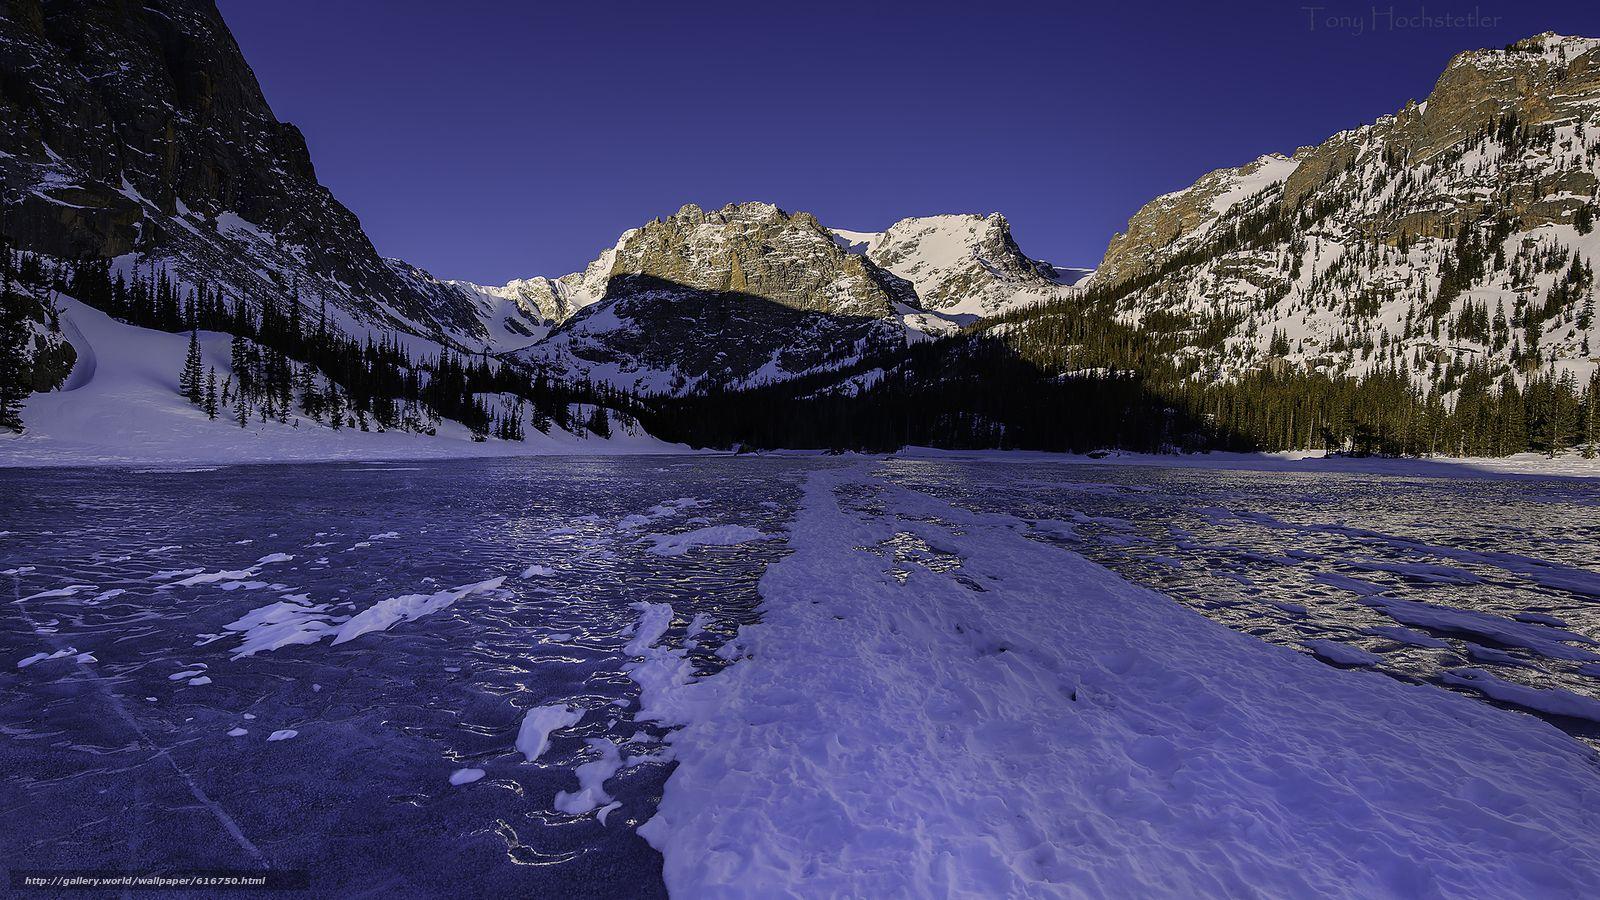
636,465,1600,897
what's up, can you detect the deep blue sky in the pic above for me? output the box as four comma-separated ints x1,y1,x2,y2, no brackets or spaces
218,0,1598,284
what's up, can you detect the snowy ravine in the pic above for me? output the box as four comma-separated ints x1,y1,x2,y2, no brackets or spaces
637,465,1600,897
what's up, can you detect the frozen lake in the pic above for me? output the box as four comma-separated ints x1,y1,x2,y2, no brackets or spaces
3,456,1598,894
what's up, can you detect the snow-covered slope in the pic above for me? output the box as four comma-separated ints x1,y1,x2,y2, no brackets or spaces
0,298,686,467
1082,32,1600,391
440,232,632,348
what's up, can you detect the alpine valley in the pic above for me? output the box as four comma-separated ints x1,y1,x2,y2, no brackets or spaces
3,0,1600,462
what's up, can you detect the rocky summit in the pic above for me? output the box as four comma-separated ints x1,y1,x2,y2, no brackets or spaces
840,213,1068,317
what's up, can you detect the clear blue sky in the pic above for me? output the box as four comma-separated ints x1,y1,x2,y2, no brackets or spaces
218,0,1599,284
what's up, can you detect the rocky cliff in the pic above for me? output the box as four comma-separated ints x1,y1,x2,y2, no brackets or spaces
0,0,495,346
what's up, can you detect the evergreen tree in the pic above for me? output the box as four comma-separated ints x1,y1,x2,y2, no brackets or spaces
204,367,218,420
0,270,32,432
1583,372,1600,459
180,326,204,404
587,405,611,439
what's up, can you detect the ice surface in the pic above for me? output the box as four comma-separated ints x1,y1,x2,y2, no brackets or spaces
19,584,95,601
267,730,297,742
1365,625,1449,649
1440,668,1600,723
1353,594,1598,662
449,768,486,786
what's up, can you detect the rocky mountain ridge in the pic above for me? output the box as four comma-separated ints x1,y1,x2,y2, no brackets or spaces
1067,32,1600,394
455,203,1077,393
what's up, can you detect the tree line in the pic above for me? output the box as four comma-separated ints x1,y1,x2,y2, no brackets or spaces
642,288,1600,459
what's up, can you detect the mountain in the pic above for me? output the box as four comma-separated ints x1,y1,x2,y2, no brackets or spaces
484,205,1080,394
0,0,497,348
0,0,667,458
1075,32,1600,387
6,3,1596,460
512,202,913,394
649,33,1600,457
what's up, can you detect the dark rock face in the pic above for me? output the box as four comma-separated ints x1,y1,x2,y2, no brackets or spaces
528,273,904,395
0,0,487,343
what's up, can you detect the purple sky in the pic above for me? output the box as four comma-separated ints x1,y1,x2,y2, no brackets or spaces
218,0,1599,284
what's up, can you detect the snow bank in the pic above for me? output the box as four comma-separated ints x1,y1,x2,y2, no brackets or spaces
553,737,623,815
224,597,343,659
639,465,1600,897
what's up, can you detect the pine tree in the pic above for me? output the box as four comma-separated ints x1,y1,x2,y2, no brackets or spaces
328,385,344,430
0,270,32,432
587,404,611,439
1584,373,1599,459
180,327,204,405
204,367,219,420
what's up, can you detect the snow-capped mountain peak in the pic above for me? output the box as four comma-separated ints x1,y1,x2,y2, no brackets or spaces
831,213,1068,317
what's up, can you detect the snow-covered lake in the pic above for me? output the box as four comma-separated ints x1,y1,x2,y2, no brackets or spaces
1,457,802,896
4,457,1599,895
883,459,1600,745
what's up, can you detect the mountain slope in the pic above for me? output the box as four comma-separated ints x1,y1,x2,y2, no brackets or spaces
492,205,1080,393
0,0,496,348
1075,32,1600,390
